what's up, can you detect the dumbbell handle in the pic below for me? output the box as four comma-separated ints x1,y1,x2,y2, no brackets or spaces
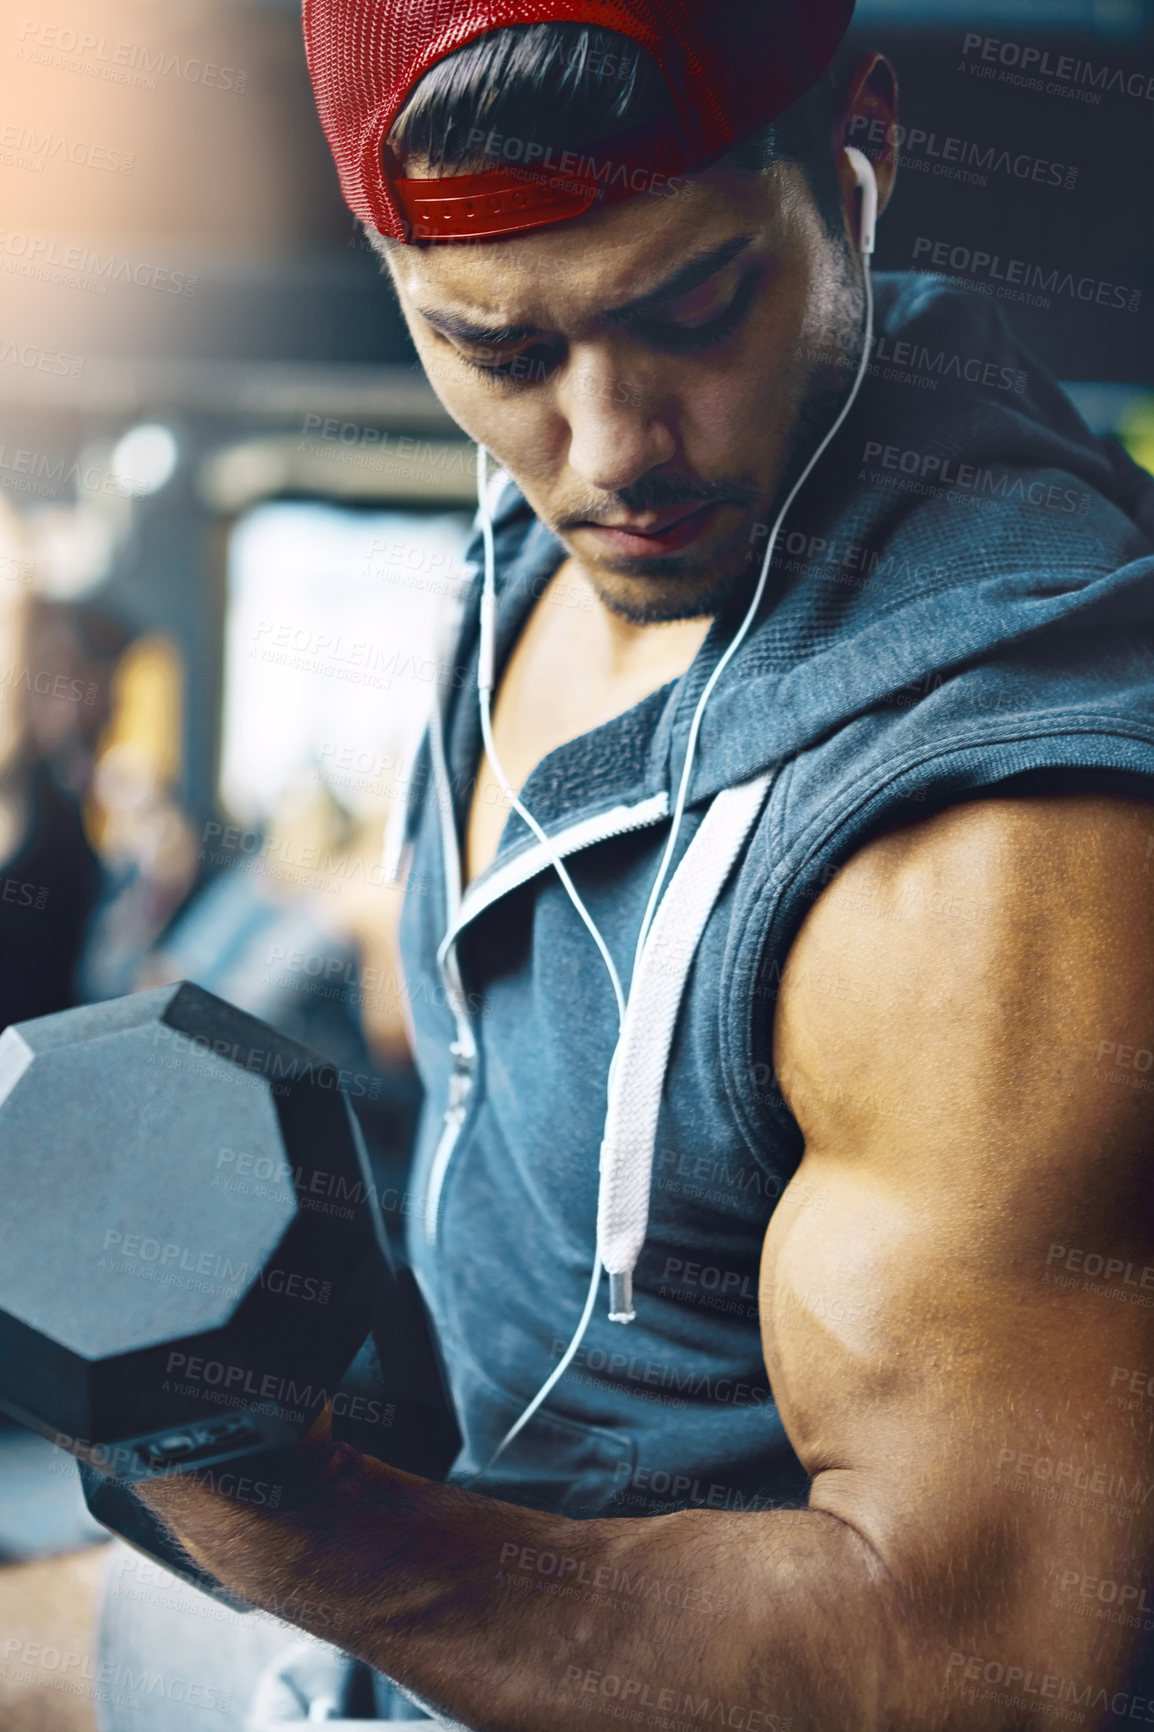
80,1460,253,1609
79,1268,462,1609
80,1431,329,1611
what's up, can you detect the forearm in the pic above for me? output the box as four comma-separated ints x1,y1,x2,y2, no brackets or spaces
140,1445,913,1732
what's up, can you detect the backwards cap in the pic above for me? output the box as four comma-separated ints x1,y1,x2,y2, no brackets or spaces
302,0,856,243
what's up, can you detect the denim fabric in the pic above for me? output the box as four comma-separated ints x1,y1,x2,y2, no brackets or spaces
397,273,1154,1535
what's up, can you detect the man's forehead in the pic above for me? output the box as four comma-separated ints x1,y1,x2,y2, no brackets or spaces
387,164,787,331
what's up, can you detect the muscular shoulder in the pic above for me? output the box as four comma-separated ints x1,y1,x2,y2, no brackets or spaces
773,793,1154,1158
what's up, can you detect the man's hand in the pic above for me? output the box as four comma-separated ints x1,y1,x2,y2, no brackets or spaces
132,1407,388,1610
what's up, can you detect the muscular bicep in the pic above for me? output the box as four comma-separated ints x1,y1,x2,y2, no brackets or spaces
762,795,1154,1698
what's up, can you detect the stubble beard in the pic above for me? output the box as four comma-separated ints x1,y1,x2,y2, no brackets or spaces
577,249,866,628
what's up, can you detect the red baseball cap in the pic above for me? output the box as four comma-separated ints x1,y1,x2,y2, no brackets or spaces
302,0,856,244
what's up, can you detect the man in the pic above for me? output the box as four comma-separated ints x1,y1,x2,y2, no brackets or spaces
132,2,1154,1727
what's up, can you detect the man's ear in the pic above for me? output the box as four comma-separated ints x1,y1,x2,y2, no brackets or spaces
834,51,899,231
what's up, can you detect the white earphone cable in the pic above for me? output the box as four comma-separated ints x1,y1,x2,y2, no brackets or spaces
631,261,874,978
476,446,628,1030
464,167,877,1475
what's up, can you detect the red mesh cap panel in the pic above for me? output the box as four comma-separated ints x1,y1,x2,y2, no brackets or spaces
302,0,856,242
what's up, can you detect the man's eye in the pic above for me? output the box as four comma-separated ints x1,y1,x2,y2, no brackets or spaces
640,270,760,353
456,344,559,384
447,268,760,383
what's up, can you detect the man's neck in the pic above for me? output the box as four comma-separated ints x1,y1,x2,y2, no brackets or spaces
463,556,713,886
561,557,716,683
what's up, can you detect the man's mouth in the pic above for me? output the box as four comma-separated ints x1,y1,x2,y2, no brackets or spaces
575,501,725,557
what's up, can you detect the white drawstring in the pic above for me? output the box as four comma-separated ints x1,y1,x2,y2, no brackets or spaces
467,256,875,1474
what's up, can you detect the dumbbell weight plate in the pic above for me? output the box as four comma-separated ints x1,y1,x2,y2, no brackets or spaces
0,981,382,1482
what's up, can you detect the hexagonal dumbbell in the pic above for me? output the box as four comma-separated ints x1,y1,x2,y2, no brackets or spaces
0,980,458,1601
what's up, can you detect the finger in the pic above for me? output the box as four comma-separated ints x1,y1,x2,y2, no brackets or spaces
304,1403,334,1449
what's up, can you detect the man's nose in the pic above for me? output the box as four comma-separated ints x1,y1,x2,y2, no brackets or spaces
559,352,675,492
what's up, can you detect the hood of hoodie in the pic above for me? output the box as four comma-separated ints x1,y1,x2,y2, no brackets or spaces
395,270,1154,1525
439,271,1154,858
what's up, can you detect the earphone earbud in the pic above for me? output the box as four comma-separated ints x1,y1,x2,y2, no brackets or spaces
844,145,878,257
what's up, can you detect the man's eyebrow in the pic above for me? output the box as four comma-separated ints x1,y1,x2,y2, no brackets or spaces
607,233,756,323
414,234,757,347
415,310,542,346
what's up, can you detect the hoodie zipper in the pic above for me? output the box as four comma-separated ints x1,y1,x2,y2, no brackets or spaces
423,695,478,1245
422,729,672,1246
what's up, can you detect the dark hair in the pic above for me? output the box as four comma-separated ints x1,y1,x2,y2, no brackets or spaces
386,22,851,237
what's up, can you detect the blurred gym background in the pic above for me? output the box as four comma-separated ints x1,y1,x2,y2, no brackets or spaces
0,0,1151,1723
